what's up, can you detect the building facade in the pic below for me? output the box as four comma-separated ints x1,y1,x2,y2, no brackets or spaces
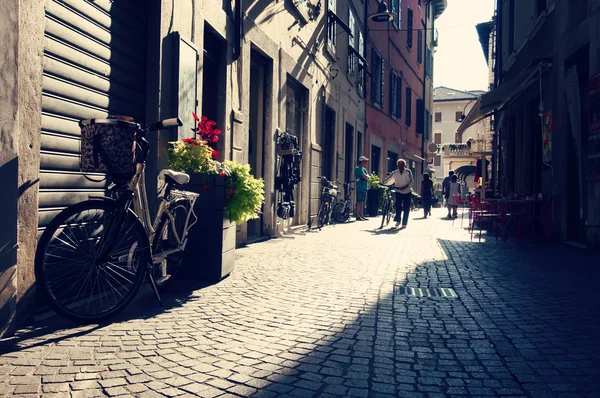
459,0,600,246
432,87,491,192
365,0,446,194
0,0,367,336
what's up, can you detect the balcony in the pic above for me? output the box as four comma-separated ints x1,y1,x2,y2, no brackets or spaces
441,143,472,157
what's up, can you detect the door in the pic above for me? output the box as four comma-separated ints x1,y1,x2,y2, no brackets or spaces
345,123,354,183
323,107,336,181
39,0,147,232
248,55,267,239
285,78,306,226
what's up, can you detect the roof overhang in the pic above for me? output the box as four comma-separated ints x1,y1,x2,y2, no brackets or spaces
455,60,552,138
328,10,353,37
476,21,493,65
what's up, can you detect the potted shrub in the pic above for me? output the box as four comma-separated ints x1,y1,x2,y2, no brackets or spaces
168,114,265,281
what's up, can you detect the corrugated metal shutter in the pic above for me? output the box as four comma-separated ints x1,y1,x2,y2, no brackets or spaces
39,0,147,231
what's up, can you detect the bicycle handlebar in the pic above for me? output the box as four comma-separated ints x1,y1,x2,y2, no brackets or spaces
148,118,183,131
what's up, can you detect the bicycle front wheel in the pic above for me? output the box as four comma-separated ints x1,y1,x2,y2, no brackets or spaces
380,200,390,228
35,200,149,323
332,202,350,223
152,199,190,291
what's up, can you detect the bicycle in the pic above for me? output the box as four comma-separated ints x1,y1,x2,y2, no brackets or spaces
316,176,338,229
379,185,395,229
34,117,199,323
332,181,355,223
411,192,422,211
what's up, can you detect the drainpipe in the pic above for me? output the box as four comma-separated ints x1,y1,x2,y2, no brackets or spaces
421,2,429,181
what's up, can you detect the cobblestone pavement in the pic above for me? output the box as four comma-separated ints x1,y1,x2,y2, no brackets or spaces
2,208,600,397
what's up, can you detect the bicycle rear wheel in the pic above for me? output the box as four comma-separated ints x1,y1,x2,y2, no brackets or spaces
152,199,190,291
35,200,149,323
332,202,350,223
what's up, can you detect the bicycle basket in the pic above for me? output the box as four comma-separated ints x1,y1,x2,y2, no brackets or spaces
80,119,138,178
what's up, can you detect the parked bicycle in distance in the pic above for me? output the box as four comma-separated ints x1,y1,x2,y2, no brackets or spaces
332,181,355,223
380,185,395,229
316,176,338,229
34,116,202,324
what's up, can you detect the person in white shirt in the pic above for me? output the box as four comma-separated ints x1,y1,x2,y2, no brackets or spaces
446,174,461,219
381,159,413,228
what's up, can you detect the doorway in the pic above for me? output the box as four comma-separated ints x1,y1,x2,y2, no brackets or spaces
202,26,226,154
285,78,307,226
323,107,336,181
371,145,381,176
345,123,354,183
248,53,269,239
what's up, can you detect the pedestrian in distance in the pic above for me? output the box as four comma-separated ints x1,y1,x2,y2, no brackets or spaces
446,174,461,219
381,159,413,229
442,170,455,217
421,173,434,219
355,156,369,221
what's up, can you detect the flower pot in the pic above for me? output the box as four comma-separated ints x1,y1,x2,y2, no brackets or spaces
367,189,381,217
180,174,236,282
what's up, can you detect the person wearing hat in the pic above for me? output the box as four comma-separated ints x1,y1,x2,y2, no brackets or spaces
355,156,369,221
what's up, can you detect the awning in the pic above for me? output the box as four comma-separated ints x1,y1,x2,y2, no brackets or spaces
328,10,353,37
456,61,551,138
403,151,425,162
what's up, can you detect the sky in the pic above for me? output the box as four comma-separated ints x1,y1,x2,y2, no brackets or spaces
433,0,496,91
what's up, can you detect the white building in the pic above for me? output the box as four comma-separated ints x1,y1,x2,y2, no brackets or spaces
430,87,492,193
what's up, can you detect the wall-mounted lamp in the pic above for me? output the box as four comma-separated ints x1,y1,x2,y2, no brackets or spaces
368,2,396,22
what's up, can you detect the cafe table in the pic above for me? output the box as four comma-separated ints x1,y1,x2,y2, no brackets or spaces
485,198,543,240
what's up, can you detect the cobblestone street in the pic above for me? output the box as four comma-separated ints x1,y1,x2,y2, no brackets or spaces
1,209,600,397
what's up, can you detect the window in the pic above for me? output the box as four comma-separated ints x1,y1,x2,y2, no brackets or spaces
435,112,442,122
455,111,463,122
405,87,412,127
327,0,337,50
347,9,356,79
417,29,423,64
371,145,381,176
418,0,422,8
434,133,441,145
407,8,413,49
387,151,398,174
371,49,383,106
425,47,433,77
390,72,401,118
434,155,441,167
357,31,365,96
391,0,400,30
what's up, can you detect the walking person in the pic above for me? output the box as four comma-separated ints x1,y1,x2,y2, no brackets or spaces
421,173,434,219
382,159,413,229
355,156,369,221
442,170,455,218
446,175,461,219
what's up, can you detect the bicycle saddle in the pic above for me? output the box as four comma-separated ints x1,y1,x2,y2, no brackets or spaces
159,169,190,185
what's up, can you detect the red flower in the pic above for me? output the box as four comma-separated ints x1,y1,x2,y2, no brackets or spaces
213,129,221,136
201,116,208,122
228,188,234,197
219,172,225,177
204,184,209,189
211,136,219,143
192,112,200,122
212,149,219,159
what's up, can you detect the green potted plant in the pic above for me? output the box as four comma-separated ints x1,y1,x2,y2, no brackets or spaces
168,113,265,281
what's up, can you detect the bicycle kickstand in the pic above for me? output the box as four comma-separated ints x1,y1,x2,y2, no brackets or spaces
147,268,163,306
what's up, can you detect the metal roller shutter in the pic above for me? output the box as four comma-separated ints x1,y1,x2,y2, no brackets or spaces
39,0,147,231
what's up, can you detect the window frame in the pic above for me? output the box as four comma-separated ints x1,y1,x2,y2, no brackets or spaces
405,87,412,127
434,133,441,145
455,111,463,122
417,28,423,64
434,155,441,167
371,49,384,107
327,0,337,51
434,112,442,123
391,0,400,30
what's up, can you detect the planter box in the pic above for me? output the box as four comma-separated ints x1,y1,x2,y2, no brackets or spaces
367,189,381,217
180,174,236,282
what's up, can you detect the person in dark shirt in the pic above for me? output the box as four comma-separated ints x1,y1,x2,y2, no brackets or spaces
442,170,455,217
421,173,434,219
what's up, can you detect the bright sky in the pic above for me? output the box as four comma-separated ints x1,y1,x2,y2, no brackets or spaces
433,0,496,91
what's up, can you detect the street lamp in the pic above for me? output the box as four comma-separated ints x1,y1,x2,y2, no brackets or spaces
368,2,397,22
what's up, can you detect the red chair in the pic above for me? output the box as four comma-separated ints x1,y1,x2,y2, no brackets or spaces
517,195,553,242
451,194,465,228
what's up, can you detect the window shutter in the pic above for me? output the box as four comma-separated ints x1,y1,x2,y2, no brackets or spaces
371,49,377,102
417,30,423,64
390,73,396,116
407,9,413,48
359,31,365,57
405,87,412,127
349,9,356,48
416,99,424,135
397,78,402,119
380,59,384,105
